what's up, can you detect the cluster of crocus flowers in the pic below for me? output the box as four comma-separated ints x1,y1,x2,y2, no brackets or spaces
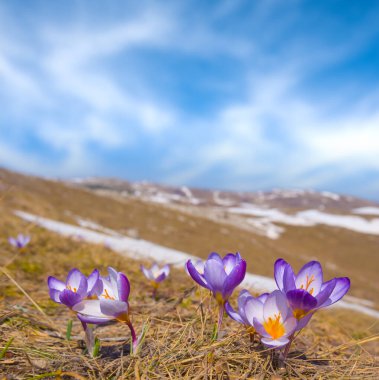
140,263,170,299
48,267,139,354
8,234,30,250
186,252,247,338
223,257,350,357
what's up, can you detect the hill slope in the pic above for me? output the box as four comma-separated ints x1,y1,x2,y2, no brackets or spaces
0,168,378,378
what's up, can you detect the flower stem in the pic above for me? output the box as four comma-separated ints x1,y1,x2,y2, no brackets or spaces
281,333,295,362
126,321,138,353
213,303,224,340
80,321,95,357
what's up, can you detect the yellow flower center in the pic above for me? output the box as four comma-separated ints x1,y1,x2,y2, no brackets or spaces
263,313,285,340
102,288,115,300
299,274,315,295
67,285,77,292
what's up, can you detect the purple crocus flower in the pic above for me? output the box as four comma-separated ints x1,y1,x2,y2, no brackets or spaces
186,252,246,338
252,290,298,348
186,252,246,304
72,267,138,351
274,259,350,329
8,234,30,249
48,268,102,309
141,263,170,298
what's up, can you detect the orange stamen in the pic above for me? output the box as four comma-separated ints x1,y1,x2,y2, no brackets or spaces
263,313,285,340
300,274,315,294
103,288,115,300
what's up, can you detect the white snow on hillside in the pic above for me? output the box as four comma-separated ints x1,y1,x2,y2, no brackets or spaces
14,210,379,319
229,204,379,238
353,206,379,216
213,191,235,206
297,210,379,235
321,191,340,200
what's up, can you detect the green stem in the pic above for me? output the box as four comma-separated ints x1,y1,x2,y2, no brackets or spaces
66,319,73,341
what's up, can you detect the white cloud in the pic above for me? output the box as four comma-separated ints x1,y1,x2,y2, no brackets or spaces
1,1,379,199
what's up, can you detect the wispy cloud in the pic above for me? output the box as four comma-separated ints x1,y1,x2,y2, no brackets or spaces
1,1,379,199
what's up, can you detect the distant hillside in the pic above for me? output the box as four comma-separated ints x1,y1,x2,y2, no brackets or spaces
68,176,377,211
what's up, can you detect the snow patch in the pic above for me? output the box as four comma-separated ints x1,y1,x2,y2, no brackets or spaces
76,217,122,237
213,191,235,207
353,207,379,216
229,205,379,238
321,191,340,200
297,210,379,235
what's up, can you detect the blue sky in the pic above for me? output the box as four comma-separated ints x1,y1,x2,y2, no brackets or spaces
1,0,379,200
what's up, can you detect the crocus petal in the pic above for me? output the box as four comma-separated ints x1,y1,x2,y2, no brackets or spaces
283,265,296,293
282,316,297,336
161,264,170,277
155,272,167,283
8,237,17,247
47,276,66,291
318,277,350,308
77,313,113,324
245,297,264,326
225,302,244,324
76,275,89,298
204,259,227,294
222,260,247,300
59,289,82,308
315,278,336,307
237,290,253,322
286,289,317,313
207,252,223,264
141,265,154,281
264,290,288,321
150,263,159,275
223,253,237,275
296,312,314,330
73,300,108,318
66,269,85,290
257,293,269,303
274,259,288,291
107,267,119,289
100,299,128,318
117,272,130,302
193,260,205,274
186,260,209,289
101,278,117,300
253,318,270,338
261,336,290,348
295,261,323,295
87,269,101,295
49,288,62,303
20,235,30,246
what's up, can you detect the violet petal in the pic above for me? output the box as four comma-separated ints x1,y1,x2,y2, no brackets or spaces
186,260,209,289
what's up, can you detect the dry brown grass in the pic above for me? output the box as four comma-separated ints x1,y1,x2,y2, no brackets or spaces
0,209,378,379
